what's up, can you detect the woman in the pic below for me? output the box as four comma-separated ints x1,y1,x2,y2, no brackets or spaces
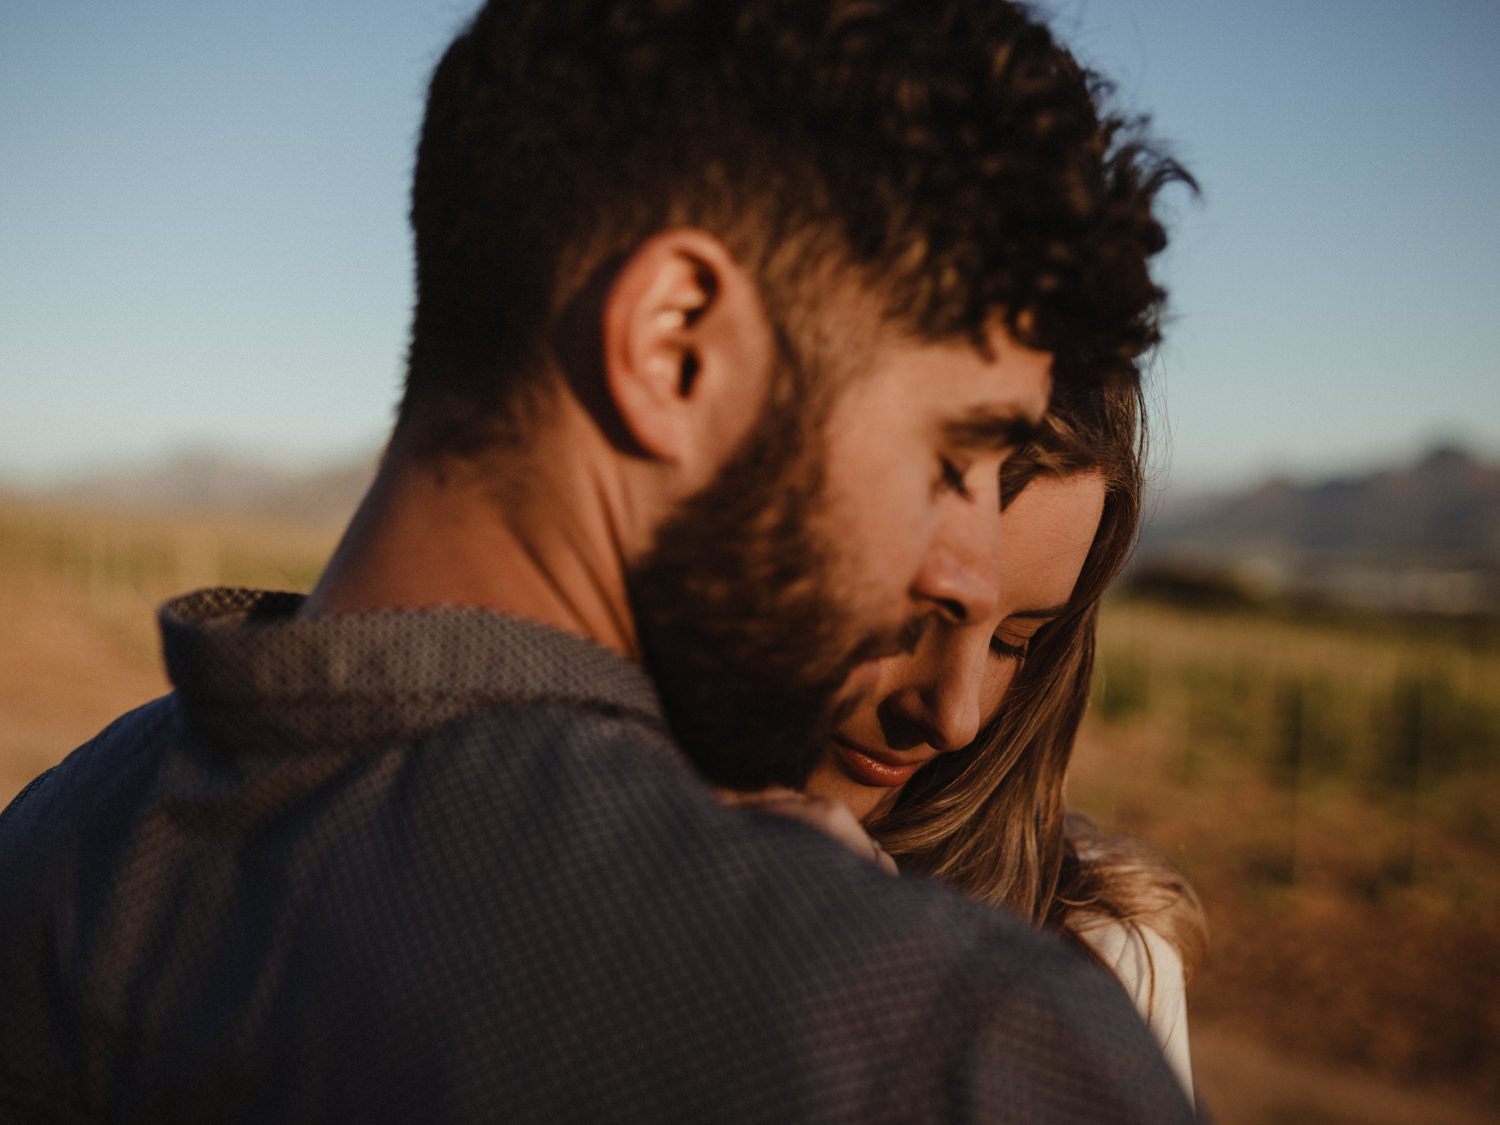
802,376,1207,1098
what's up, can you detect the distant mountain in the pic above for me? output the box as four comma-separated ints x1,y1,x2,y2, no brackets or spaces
18,442,1500,614
32,448,379,527
1134,446,1500,614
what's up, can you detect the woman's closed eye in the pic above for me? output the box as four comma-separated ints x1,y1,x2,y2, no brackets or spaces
989,634,1030,661
989,607,1068,664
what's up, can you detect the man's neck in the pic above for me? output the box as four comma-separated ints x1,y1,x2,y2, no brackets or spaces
300,434,643,659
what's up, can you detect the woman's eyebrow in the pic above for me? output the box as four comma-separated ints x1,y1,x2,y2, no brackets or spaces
1008,603,1071,620
942,410,1041,453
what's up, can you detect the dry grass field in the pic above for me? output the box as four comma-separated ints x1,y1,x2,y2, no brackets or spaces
1079,600,1500,1123
3,495,1498,1123
0,498,336,808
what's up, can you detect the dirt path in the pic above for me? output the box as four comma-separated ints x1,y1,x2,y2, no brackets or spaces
1194,1020,1497,1125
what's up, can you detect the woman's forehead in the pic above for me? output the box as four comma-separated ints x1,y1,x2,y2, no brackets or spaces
995,471,1106,610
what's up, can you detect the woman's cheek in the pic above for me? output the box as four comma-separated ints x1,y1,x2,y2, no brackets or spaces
979,663,1018,729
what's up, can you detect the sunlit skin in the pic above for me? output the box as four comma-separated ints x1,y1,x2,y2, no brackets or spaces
305,241,1050,693
814,322,1054,694
708,319,1051,833
628,302,1053,793
803,472,1107,823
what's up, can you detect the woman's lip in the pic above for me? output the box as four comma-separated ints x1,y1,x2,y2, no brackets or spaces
831,740,925,788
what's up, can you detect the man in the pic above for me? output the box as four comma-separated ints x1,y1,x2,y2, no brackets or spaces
0,2,1194,1121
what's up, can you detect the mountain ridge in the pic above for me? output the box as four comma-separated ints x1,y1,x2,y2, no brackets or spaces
11,442,1499,613
21,447,380,527
1136,445,1500,613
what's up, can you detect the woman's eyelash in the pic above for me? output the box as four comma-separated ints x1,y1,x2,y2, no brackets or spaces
990,636,1029,660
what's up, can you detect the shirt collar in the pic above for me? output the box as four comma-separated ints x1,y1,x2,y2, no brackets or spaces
159,587,669,756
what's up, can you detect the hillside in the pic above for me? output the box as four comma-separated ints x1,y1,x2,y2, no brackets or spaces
15,441,1500,613
32,447,379,528
1136,446,1500,614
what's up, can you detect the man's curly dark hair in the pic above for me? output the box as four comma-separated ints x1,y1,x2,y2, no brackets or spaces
398,0,1190,455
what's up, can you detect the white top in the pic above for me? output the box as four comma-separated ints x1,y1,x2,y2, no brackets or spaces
1078,920,1194,1104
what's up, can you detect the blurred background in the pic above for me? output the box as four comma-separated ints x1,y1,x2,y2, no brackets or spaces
2,2,1497,1121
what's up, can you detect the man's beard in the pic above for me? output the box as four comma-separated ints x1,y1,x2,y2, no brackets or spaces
626,390,898,791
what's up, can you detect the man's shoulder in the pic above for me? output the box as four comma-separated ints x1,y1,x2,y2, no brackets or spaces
0,691,1193,1122
0,694,178,844
407,703,1185,1118
356,696,1062,999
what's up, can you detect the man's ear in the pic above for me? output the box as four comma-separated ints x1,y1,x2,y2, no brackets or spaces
601,230,772,474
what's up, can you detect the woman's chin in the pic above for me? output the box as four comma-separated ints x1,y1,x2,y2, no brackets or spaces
803,746,911,824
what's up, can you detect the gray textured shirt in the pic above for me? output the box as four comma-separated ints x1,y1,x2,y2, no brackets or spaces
0,587,1195,1123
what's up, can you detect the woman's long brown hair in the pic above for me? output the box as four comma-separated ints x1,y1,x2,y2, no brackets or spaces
870,374,1208,979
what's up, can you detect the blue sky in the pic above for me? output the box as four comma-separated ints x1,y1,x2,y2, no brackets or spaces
3,0,1498,493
